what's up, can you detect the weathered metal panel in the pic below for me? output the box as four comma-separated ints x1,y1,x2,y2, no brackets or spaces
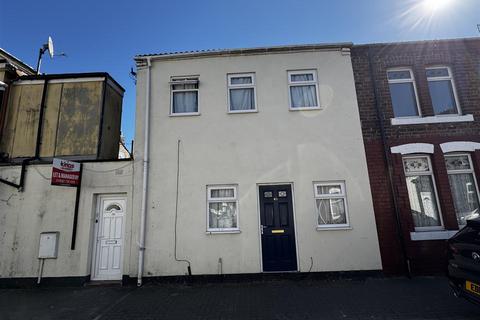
98,84,122,159
10,84,43,158
39,83,63,158
0,84,22,156
55,82,102,157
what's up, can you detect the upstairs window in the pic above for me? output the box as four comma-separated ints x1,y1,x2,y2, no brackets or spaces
288,70,319,109
445,154,480,226
170,77,199,115
387,68,420,118
426,66,460,115
228,73,256,112
403,156,443,231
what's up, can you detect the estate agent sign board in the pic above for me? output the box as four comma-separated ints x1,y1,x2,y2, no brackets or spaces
51,158,81,187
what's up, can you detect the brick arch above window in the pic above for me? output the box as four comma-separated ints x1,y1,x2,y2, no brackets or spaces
390,143,434,155
440,141,480,153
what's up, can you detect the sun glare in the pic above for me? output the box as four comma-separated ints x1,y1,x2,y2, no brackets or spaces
422,0,453,12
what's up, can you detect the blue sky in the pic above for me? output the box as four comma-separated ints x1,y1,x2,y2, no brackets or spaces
1,0,478,149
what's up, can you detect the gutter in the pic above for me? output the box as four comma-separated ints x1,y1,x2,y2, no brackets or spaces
137,57,151,286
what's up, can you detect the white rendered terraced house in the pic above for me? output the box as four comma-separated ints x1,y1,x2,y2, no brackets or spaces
132,43,381,282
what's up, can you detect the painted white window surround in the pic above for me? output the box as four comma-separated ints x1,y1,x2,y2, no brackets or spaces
440,141,480,153
410,230,459,241
170,76,199,116
391,143,434,155
391,114,474,126
206,185,240,233
287,70,320,110
314,181,350,229
227,73,257,113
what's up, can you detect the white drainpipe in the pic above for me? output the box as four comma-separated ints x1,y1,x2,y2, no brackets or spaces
137,57,151,286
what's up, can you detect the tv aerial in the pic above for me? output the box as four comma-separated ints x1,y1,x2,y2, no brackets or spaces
35,36,60,74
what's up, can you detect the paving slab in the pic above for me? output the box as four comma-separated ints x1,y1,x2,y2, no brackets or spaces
0,277,478,319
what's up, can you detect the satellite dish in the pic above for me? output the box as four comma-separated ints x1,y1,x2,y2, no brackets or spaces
48,36,54,58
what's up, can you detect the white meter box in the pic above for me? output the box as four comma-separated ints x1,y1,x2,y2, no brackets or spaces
38,232,59,259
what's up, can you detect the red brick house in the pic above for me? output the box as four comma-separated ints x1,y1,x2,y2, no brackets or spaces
351,38,480,275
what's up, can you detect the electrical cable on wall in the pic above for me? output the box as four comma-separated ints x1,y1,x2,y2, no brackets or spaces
173,139,192,276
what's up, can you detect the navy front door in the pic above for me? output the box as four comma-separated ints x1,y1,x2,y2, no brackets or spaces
259,185,297,272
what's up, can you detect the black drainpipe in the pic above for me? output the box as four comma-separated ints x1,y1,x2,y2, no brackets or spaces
367,47,411,277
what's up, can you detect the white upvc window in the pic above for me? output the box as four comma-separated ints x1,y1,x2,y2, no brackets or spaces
425,66,461,116
445,153,480,226
314,182,350,229
287,70,320,110
170,76,199,115
403,155,444,231
227,73,257,113
387,68,421,118
206,185,239,233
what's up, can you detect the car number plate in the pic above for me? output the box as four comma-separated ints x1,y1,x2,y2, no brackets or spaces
465,281,480,296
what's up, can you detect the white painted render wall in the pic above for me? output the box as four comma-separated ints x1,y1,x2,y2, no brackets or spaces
133,48,382,277
0,161,133,278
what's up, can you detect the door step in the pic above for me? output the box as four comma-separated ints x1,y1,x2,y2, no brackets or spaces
86,280,122,287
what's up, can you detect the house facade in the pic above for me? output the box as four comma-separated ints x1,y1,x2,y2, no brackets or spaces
351,38,480,275
0,71,131,286
133,43,382,280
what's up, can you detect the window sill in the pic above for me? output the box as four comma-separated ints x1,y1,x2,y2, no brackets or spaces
289,106,322,111
228,109,258,114
390,114,474,126
169,112,201,117
410,230,459,241
316,226,352,231
206,230,241,235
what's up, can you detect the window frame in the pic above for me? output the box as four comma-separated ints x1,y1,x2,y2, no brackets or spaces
445,153,480,226
170,76,200,116
227,73,257,113
287,69,320,111
387,67,422,118
313,181,350,230
425,65,461,116
206,184,240,233
402,155,444,231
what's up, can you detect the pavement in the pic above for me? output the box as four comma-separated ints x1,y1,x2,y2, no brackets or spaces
0,276,478,320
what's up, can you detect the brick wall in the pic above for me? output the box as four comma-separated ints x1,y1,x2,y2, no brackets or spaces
352,38,480,275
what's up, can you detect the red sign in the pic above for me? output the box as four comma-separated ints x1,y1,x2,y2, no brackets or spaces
51,158,81,187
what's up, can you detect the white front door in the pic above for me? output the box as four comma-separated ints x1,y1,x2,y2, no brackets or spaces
92,196,126,281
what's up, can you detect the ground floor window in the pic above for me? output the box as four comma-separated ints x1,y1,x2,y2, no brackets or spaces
403,156,443,230
445,154,480,227
314,182,349,228
207,185,239,232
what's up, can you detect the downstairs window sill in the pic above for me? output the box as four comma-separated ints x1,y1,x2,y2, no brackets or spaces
390,114,474,126
316,226,352,231
206,230,241,235
410,230,459,241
